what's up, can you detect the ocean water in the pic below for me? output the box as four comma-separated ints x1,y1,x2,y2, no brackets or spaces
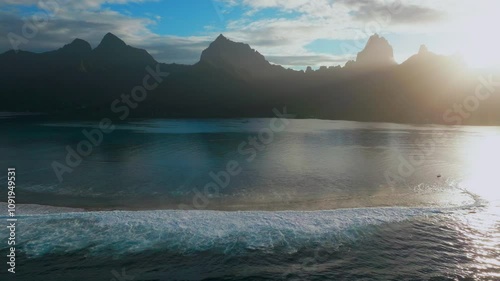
0,117,499,280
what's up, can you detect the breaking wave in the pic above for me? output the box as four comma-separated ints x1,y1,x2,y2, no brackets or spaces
0,206,442,258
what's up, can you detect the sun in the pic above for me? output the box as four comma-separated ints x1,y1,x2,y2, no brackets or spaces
451,1,500,68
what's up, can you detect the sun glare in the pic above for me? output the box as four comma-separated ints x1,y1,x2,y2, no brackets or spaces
452,1,500,68
460,131,500,201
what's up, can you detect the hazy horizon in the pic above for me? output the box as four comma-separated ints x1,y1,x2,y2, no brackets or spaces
1,31,478,70
1,0,499,69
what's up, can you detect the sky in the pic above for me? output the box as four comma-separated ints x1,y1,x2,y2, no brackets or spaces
0,0,499,69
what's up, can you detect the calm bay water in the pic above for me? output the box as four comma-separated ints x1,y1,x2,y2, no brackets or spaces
0,117,499,280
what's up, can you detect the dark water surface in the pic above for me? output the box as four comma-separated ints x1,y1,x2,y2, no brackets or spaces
0,117,498,280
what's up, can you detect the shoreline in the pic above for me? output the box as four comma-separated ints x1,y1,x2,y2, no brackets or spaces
0,189,475,216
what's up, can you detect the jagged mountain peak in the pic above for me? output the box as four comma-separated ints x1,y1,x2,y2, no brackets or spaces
97,32,127,49
199,34,273,77
206,34,246,50
418,44,429,55
59,38,92,54
354,34,396,68
88,32,156,67
215,34,229,42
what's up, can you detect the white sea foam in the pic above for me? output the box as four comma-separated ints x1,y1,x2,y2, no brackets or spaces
41,119,495,135
0,207,441,258
0,202,84,216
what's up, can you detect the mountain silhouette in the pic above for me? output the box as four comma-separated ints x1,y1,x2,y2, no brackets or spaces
100,32,127,48
88,32,157,69
0,33,498,125
346,34,396,69
198,34,283,79
58,39,92,56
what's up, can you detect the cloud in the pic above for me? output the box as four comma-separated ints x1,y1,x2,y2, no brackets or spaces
0,15,113,51
0,0,468,68
0,2,211,64
0,0,157,10
225,0,446,25
137,36,214,64
211,0,453,67
348,1,446,24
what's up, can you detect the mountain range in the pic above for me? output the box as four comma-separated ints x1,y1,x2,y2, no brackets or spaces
0,32,498,125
